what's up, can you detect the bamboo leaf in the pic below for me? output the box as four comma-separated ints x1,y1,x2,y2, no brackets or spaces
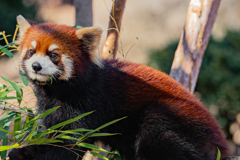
30,139,63,145
57,135,77,140
0,89,15,97
78,143,111,153
1,138,8,158
26,121,37,142
0,116,22,126
14,113,22,132
78,117,126,142
216,148,221,160
0,96,21,100
1,76,22,96
26,106,60,125
0,35,11,41
3,42,16,48
16,89,23,105
89,133,119,137
0,128,14,135
0,84,7,90
48,111,94,130
90,151,109,160
73,26,84,28
19,70,29,86
0,143,19,151
0,47,13,58
0,122,11,141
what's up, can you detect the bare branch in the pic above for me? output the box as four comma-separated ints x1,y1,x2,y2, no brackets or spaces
73,0,93,27
170,0,221,94
0,105,35,117
102,0,127,59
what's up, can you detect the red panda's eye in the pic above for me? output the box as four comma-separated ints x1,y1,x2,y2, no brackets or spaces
28,49,35,57
50,53,58,59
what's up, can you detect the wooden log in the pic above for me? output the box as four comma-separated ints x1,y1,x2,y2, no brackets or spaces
169,0,221,93
102,0,126,59
73,0,93,27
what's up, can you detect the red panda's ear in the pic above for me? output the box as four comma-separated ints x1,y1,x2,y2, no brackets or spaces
75,27,102,52
16,15,31,38
75,27,103,67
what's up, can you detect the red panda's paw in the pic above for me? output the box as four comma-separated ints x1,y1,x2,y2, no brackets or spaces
8,146,36,160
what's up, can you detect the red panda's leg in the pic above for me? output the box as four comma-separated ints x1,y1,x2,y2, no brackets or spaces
134,105,221,160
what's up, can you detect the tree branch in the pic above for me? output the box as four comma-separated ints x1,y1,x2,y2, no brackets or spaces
0,105,35,117
73,0,93,27
102,0,126,59
169,0,221,93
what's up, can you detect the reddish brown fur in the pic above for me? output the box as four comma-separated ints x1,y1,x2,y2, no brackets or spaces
13,19,231,160
110,60,231,158
19,23,90,76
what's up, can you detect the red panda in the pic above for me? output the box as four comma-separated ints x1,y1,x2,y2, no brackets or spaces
8,15,232,160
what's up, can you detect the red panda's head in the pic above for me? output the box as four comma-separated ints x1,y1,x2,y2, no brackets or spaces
17,15,102,85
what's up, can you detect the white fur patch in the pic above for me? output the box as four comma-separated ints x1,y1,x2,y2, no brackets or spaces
31,41,36,49
19,48,27,72
59,55,73,80
48,44,58,52
25,54,61,82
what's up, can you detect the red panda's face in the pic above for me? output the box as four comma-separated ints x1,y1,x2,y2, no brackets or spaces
16,15,102,85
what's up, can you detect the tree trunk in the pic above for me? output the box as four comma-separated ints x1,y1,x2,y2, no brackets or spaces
169,0,221,94
73,0,93,27
102,0,127,59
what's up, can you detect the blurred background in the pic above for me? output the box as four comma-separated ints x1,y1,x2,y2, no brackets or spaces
0,0,240,155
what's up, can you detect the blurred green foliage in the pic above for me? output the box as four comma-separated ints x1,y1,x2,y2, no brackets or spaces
148,30,240,137
0,0,39,46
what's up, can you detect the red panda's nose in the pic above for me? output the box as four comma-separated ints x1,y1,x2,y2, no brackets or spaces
32,62,42,72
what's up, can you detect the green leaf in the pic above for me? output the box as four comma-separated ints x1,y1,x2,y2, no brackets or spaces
8,85,24,89
1,76,22,96
78,143,111,153
48,111,94,130
90,151,109,160
1,89,15,97
0,128,14,136
63,128,92,132
14,113,22,132
0,116,22,126
17,89,23,105
30,139,63,145
0,47,13,58
0,96,21,100
26,106,60,125
0,84,7,90
1,125,10,156
216,148,221,160
19,70,29,86
48,75,53,83
89,133,119,137
0,122,11,141
0,143,19,151
3,42,16,48
0,35,11,41
57,135,77,140
73,26,84,28
26,121,37,142
78,117,126,142
0,112,15,124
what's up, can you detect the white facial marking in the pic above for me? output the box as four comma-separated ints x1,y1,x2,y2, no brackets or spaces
25,54,61,82
31,41,36,49
59,55,73,80
19,48,27,64
48,44,58,52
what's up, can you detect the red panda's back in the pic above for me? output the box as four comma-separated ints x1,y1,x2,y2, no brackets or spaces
108,59,231,158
